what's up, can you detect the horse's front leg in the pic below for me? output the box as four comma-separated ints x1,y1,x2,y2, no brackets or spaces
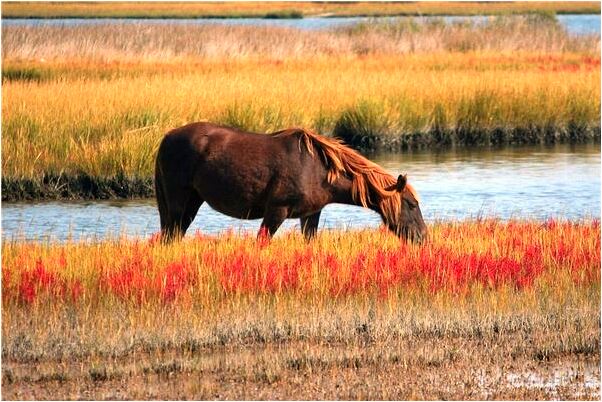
300,210,322,241
258,206,289,239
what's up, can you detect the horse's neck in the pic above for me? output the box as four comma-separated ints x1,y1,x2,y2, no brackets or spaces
330,176,381,214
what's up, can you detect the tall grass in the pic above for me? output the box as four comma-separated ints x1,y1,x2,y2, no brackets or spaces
2,221,600,398
2,220,599,306
2,56,599,181
3,16,598,61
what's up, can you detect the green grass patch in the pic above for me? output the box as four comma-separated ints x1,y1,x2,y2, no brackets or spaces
333,100,394,149
1,174,154,201
263,10,303,19
2,67,51,83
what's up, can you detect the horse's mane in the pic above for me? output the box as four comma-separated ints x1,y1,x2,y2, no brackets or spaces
272,128,420,225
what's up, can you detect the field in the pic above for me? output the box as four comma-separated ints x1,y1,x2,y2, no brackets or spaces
2,15,600,200
2,1,600,19
2,220,600,399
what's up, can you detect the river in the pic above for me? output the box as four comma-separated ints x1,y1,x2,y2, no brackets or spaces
2,144,599,241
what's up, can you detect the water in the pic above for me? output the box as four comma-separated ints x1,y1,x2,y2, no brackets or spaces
556,14,601,35
2,144,599,241
476,363,600,399
2,14,600,35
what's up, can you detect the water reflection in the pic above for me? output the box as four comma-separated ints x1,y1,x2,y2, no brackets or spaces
2,144,600,241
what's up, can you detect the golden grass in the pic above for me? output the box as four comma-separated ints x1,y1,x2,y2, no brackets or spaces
3,55,600,179
2,1,599,19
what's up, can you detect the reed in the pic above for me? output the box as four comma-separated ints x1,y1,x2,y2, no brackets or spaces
3,16,599,62
2,220,600,399
2,1,599,19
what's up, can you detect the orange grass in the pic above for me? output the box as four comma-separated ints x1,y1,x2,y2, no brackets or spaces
2,220,599,307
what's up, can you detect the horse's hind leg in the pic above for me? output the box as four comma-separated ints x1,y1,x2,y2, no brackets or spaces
162,189,203,242
300,210,321,241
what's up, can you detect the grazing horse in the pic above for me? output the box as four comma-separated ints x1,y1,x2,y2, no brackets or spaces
155,122,427,242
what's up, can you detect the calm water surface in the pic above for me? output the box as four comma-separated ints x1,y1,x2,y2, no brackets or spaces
2,144,599,241
2,15,600,35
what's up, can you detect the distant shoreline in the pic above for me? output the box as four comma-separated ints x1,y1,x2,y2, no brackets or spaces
2,11,601,20
2,1,599,20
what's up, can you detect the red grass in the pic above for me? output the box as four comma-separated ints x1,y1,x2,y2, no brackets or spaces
14,259,84,304
2,220,599,305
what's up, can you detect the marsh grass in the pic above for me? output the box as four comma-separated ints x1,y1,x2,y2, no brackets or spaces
333,100,395,148
2,58,599,184
2,221,600,399
3,16,598,61
1,66,49,83
1,174,154,201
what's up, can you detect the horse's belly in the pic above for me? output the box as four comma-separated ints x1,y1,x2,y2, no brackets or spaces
204,197,264,220
193,166,270,219
192,160,313,220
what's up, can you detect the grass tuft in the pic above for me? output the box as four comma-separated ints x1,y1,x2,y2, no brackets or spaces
2,66,48,83
263,10,303,19
333,100,393,148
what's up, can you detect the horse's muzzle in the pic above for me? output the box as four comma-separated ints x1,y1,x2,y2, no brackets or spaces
399,226,428,244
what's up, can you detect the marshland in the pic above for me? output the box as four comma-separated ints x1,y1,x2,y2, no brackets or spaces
1,2,601,400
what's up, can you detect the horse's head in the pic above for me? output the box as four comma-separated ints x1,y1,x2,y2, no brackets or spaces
385,174,428,244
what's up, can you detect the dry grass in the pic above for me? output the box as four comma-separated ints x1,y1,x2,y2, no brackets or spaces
2,1,599,19
2,300,600,399
2,221,600,399
3,16,599,62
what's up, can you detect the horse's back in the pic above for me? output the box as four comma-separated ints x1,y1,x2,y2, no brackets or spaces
159,122,251,158
158,122,312,170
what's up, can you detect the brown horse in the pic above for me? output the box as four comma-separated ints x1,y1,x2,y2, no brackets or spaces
155,122,427,242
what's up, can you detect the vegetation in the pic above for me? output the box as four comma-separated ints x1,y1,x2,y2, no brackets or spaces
2,220,600,399
2,1,599,19
2,17,600,200
4,15,598,61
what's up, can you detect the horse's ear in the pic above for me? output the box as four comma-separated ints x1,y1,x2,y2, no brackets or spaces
385,174,407,193
396,174,407,192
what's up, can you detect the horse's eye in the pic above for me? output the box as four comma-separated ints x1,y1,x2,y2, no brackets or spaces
404,197,418,210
